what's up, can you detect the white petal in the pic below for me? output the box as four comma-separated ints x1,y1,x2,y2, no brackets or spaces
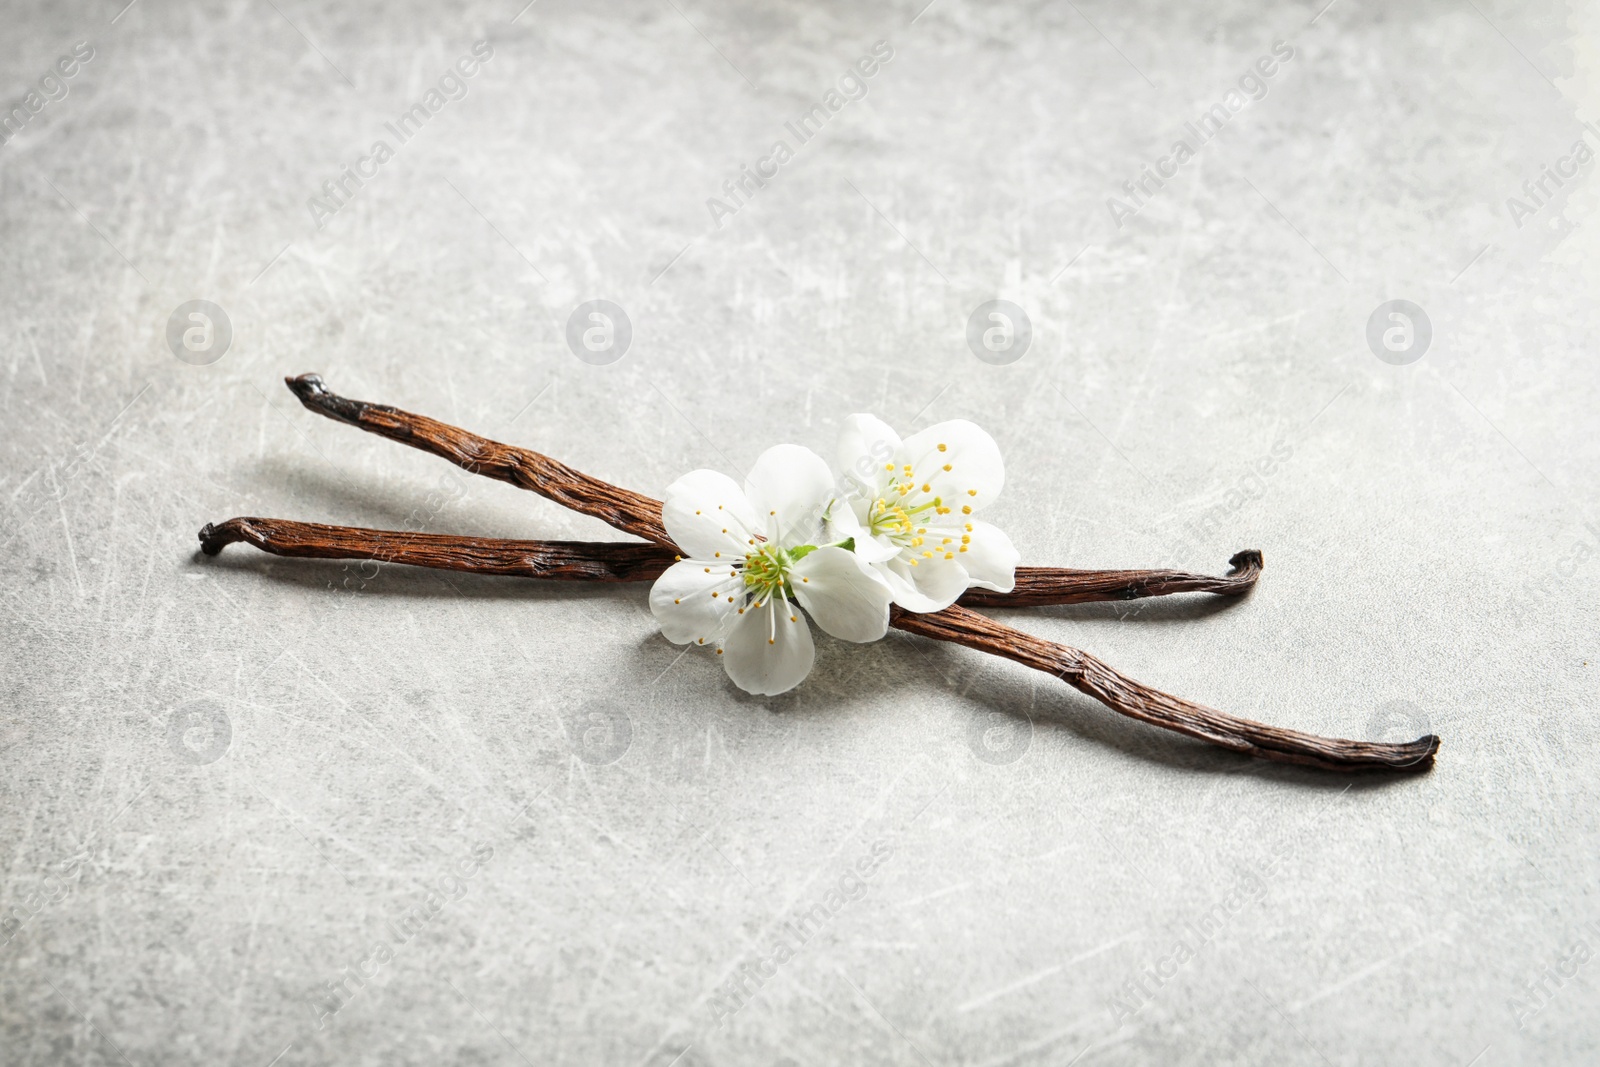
661,470,760,560
790,547,891,643
959,519,1020,592
879,554,968,613
722,595,815,696
649,560,744,644
836,413,900,494
898,419,1005,512
853,532,901,564
824,499,865,546
743,444,835,546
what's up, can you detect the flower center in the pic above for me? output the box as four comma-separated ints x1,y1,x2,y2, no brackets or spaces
865,455,976,565
742,542,793,597
868,472,941,545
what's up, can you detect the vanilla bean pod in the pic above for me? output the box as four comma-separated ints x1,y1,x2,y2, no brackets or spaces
198,516,672,582
889,605,1438,771
961,551,1264,606
201,374,1438,772
286,374,673,547
198,515,1262,607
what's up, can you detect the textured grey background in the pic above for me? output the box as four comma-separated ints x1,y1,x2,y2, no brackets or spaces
2,0,1598,1063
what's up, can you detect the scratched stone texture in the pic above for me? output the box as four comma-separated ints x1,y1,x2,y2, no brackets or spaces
2,0,1598,1063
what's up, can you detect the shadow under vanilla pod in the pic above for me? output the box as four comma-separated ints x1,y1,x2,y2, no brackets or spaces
196,375,1439,774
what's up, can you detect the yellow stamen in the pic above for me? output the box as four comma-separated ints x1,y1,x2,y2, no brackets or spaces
937,443,947,451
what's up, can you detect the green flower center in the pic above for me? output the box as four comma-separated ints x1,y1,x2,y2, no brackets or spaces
742,543,814,598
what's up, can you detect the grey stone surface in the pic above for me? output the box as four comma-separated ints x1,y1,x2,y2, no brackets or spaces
2,0,1598,1063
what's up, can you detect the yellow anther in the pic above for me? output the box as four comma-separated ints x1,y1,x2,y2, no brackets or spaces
965,523,973,532
942,464,951,472
768,638,775,645
945,552,954,560
717,648,723,655
909,558,918,566
959,546,968,553
962,504,972,514
801,577,809,583
738,607,745,614
674,598,681,604
961,535,970,543
923,550,934,558
921,483,931,493
942,538,952,544
884,463,894,470
937,443,947,451
674,554,682,561
967,489,977,497
789,615,797,622
714,552,721,557
704,567,710,573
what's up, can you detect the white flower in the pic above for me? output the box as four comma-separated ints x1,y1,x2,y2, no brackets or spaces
827,415,1019,612
649,444,894,696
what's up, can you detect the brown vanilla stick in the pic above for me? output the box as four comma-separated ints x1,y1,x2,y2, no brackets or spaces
961,551,1264,607
198,516,674,582
889,605,1438,771
285,374,673,548
195,375,1440,772
198,516,1261,606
